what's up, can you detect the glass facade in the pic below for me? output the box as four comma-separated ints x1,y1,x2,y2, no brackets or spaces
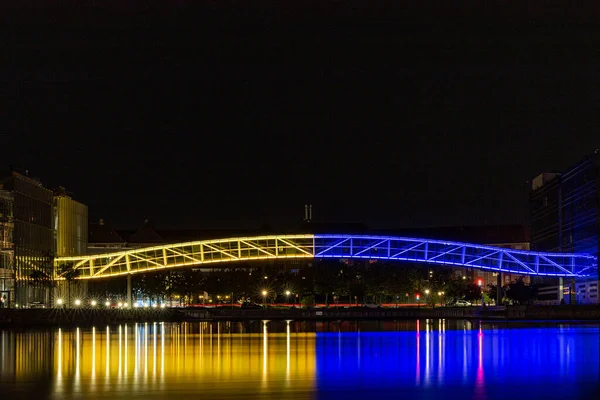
531,153,600,304
54,195,88,257
0,190,14,307
531,155,599,255
0,172,54,307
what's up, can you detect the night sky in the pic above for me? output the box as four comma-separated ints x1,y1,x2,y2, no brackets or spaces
2,1,599,231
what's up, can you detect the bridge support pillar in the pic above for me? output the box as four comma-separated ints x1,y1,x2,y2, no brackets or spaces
558,277,564,304
496,273,502,305
127,274,132,307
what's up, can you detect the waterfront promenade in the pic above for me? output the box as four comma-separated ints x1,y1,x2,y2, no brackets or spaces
2,305,600,328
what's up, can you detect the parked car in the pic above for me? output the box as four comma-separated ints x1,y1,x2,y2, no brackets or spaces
454,300,472,307
363,302,382,309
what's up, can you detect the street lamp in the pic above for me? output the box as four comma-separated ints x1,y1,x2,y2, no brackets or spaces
285,290,291,306
91,300,97,307
74,299,81,306
105,301,110,307
424,289,430,307
262,290,267,307
437,292,443,306
56,298,63,306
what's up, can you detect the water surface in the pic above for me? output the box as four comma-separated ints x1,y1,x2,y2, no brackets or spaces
1,320,599,399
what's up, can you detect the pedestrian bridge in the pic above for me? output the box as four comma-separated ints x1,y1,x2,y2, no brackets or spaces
53,234,597,279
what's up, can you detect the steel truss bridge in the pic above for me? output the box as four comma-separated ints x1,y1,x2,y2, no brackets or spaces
53,234,597,280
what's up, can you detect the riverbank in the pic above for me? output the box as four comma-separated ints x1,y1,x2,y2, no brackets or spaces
0,308,183,329
187,305,600,322
2,305,600,328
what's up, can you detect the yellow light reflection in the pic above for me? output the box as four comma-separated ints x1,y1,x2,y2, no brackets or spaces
106,326,110,380
124,324,128,377
286,321,291,383
144,323,148,378
39,323,315,395
57,329,62,378
262,320,268,387
76,328,80,375
92,327,96,379
118,325,122,377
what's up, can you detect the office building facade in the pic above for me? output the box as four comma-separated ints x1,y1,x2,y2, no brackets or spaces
0,171,54,307
531,152,600,304
54,188,88,257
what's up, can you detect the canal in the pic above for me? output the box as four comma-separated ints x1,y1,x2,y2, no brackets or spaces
1,320,599,399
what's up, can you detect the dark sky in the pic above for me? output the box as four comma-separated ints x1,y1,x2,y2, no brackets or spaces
2,1,599,230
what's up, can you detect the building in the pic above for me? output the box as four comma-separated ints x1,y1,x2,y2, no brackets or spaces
53,187,89,303
54,187,88,257
531,152,600,304
87,219,128,254
0,189,14,308
0,171,54,308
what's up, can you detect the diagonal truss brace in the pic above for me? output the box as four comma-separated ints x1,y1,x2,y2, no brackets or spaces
427,245,465,262
463,250,501,266
390,242,426,259
240,240,277,257
538,254,574,275
353,239,389,257
202,243,239,260
315,238,351,256
278,238,313,256
503,251,536,274
92,254,126,277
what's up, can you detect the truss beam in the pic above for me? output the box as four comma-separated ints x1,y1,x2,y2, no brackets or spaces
53,234,597,280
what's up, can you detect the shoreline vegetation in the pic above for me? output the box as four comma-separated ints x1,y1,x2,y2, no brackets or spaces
2,305,600,328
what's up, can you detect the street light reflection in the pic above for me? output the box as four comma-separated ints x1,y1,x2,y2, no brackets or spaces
38,322,317,395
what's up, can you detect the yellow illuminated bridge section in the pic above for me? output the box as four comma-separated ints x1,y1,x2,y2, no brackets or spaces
54,234,597,279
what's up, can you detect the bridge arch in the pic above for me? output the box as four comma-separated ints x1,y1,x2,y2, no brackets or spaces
54,234,596,279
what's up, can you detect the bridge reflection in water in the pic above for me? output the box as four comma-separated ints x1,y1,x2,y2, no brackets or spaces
1,321,600,399
1,321,317,399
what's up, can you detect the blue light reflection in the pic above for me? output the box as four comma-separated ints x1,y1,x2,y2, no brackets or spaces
315,324,600,399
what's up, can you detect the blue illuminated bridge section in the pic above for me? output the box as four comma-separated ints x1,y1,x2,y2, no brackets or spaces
53,234,597,279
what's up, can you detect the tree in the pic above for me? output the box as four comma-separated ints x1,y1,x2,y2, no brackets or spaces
60,262,80,307
314,261,342,305
29,269,54,304
29,269,53,288
463,283,482,302
506,278,536,305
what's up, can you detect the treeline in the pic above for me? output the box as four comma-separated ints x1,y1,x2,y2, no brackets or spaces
86,260,539,305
